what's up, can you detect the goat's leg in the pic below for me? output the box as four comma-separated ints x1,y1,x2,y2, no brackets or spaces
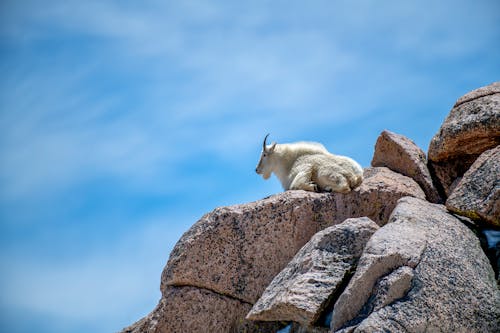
318,171,350,193
290,169,318,192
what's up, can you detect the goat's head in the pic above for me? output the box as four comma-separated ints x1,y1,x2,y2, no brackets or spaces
255,134,277,179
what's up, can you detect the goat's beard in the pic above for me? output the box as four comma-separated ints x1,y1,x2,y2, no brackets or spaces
262,171,271,180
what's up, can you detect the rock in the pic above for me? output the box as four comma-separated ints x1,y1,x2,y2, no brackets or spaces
163,168,424,305
120,286,280,333
455,81,500,106
331,197,500,333
428,82,500,196
334,167,426,225
163,191,337,304
121,286,245,332
446,145,500,227
366,266,414,313
371,130,441,203
123,168,425,332
246,217,379,326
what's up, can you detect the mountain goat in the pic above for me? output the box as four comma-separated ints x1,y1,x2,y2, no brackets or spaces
255,134,363,193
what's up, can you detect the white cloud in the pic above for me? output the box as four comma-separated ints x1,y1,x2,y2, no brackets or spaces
2,0,498,203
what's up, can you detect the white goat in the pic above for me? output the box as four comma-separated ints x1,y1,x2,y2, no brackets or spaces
255,134,363,193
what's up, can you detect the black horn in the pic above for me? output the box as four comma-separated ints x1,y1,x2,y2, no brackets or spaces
263,133,270,152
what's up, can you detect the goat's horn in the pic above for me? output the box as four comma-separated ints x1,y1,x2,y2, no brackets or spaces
263,133,270,152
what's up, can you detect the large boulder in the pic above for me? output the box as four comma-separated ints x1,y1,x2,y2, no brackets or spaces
330,196,500,333
163,168,425,305
446,145,500,227
246,217,379,327
122,168,425,332
163,191,337,305
334,167,425,225
428,82,500,196
371,130,441,203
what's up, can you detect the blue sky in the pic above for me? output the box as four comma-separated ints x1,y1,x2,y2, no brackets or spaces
0,1,499,332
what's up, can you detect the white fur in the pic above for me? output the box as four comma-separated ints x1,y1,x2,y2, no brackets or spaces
255,140,363,193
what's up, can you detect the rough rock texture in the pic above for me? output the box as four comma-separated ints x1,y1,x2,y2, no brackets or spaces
247,217,379,326
446,145,500,227
334,167,425,225
364,266,414,313
123,168,425,332
428,82,500,196
121,286,281,333
164,191,337,305
163,168,424,304
331,197,500,333
455,81,500,106
371,130,441,203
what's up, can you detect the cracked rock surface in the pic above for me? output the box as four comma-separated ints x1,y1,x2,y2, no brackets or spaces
246,217,379,326
163,168,424,306
428,81,500,196
446,145,500,227
331,196,500,333
122,168,425,332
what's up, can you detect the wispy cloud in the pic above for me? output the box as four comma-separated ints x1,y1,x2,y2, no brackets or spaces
1,2,499,333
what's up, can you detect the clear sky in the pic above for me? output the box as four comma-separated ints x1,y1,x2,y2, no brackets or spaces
0,1,499,332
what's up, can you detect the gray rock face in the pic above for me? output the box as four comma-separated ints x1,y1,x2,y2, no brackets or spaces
371,130,441,203
428,82,500,196
120,286,280,333
163,168,425,305
122,169,425,332
246,217,379,326
446,145,500,227
331,197,500,333
366,266,414,313
164,191,337,305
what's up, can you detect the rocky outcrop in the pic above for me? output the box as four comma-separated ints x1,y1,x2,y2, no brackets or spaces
428,81,500,196
446,145,500,227
371,130,441,203
122,83,500,333
122,168,424,332
331,197,500,332
163,191,336,305
246,217,379,326
163,168,424,305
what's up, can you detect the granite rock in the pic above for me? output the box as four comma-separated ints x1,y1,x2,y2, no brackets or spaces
120,286,280,333
163,168,425,305
123,168,426,332
334,167,426,225
446,145,500,227
331,197,500,333
163,191,337,304
246,217,379,326
372,130,441,203
428,82,500,196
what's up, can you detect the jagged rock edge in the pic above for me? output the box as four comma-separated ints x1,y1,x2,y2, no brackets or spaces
332,240,428,331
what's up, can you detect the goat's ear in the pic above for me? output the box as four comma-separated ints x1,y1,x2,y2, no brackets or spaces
269,142,277,152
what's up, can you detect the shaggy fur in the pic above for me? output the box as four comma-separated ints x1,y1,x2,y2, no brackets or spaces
255,138,363,193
